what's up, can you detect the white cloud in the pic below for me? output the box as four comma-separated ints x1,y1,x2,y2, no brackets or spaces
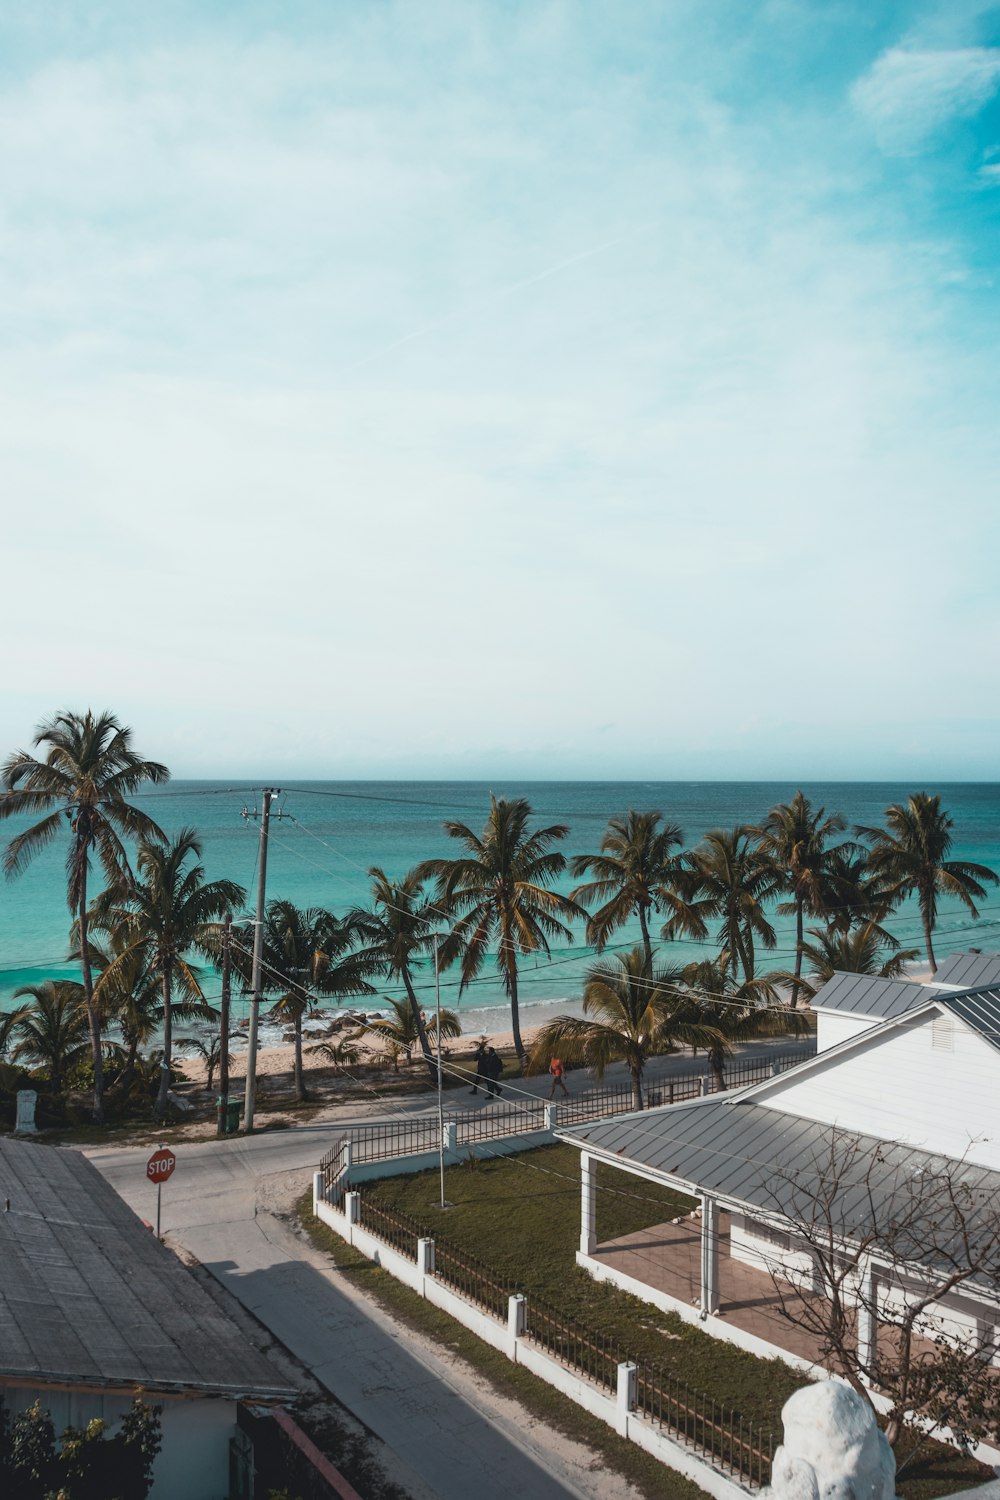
852,45,1000,154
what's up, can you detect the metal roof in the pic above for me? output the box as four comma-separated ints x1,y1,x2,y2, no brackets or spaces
943,988,1000,1054
933,951,1000,990
810,971,938,1020
558,1099,1000,1279
0,1139,296,1399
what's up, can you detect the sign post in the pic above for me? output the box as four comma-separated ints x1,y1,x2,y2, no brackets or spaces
146,1147,176,1238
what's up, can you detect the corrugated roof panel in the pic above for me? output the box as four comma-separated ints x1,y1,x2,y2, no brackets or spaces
943,988,1000,1053
934,952,1000,989
810,971,934,1020
0,1139,295,1398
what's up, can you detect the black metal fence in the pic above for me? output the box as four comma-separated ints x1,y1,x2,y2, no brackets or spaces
350,1194,775,1488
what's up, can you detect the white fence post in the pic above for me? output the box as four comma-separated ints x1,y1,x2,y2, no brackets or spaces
616,1361,637,1435
508,1292,527,1343
443,1121,458,1154
417,1237,435,1277
345,1191,361,1226
544,1103,558,1132
313,1171,324,1210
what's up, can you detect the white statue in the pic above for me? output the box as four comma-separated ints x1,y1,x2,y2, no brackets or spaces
762,1382,896,1500
14,1090,38,1134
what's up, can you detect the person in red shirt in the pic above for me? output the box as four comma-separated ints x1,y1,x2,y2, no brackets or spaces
547,1056,569,1099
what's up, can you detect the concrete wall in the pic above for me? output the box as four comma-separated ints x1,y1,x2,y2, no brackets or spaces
1,1386,236,1500
345,1126,557,1184
760,1009,1000,1170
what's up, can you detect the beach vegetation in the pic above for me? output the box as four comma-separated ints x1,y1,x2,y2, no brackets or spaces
527,946,724,1109
662,825,781,983
349,866,440,1080
570,808,686,969
753,792,850,1006
90,828,243,1120
792,920,921,995
417,796,585,1067
661,956,813,1090
8,979,90,1093
857,794,999,975
249,899,376,1102
357,994,462,1070
0,709,169,1123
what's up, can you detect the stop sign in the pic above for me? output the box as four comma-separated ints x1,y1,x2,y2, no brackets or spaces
146,1148,176,1183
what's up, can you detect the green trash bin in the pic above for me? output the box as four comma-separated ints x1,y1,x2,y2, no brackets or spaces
217,1097,242,1136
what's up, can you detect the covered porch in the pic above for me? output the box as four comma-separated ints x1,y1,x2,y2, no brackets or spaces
577,1148,847,1374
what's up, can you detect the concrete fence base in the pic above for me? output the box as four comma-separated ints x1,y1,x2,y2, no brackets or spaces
312,1183,753,1499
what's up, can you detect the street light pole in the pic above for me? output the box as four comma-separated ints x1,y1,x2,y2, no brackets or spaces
243,789,278,1132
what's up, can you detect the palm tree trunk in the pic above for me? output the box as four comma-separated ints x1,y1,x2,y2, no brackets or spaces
710,1048,727,1092
638,903,653,971
790,899,804,1008
509,964,527,1069
401,966,437,1082
77,868,105,1124
294,1011,305,1102
923,908,937,975
630,1062,644,1111
155,962,173,1120
217,913,231,1135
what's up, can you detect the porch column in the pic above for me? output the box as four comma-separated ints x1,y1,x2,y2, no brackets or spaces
700,1194,720,1318
856,1262,877,1380
580,1152,597,1256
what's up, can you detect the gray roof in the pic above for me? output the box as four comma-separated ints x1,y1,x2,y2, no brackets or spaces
559,1099,1000,1280
810,971,937,1020
944,987,1000,1054
933,951,1000,989
0,1139,296,1399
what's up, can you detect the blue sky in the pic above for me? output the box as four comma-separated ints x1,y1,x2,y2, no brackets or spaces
2,1,999,779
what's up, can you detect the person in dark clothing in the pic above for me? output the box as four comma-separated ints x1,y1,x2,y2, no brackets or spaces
483,1046,504,1099
469,1040,488,1095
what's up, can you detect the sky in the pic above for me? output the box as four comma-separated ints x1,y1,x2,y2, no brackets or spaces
2,0,1000,781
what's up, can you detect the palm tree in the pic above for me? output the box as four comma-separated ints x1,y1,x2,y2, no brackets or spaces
0,710,168,1121
663,826,780,983
417,797,585,1067
820,846,898,939
667,957,812,1090
177,1032,235,1095
0,1002,30,1061
528,947,723,1110
256,900,375,1102
10,980,91,1093
95,829,243,1119
349,867,438,1080
307,1034,363,1072
857,794,999,974
359,996,462,1070
794,921,921,997
754,793,848,1007
85,923,218,1100
569,809,685,968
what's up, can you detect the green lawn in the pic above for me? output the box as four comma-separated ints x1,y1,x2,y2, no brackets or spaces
365,1144,993,1499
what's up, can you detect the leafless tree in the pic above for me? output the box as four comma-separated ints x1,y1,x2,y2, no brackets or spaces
757,1128,1000,1455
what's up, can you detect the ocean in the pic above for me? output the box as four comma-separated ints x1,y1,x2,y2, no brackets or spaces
2,780,999,1044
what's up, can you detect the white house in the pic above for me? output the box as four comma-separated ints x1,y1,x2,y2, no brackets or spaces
0,1137,297,1499
556,959,1000,1453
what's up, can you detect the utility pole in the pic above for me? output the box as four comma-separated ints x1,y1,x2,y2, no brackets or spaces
434,933,449,1211
216,912,232,1137
243,789,280,1132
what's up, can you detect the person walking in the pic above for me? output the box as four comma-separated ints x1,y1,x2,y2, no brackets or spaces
547,1056,569,1099
469,1040,488,1095
484,1046,504,1100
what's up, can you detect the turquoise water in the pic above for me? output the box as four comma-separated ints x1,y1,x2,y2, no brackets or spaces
2,781,999,1031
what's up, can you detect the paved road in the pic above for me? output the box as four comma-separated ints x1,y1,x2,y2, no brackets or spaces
88,1135,606,1500
87,1041,810,1499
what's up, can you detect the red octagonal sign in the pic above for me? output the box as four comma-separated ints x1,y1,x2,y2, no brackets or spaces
146,1148,176,1184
